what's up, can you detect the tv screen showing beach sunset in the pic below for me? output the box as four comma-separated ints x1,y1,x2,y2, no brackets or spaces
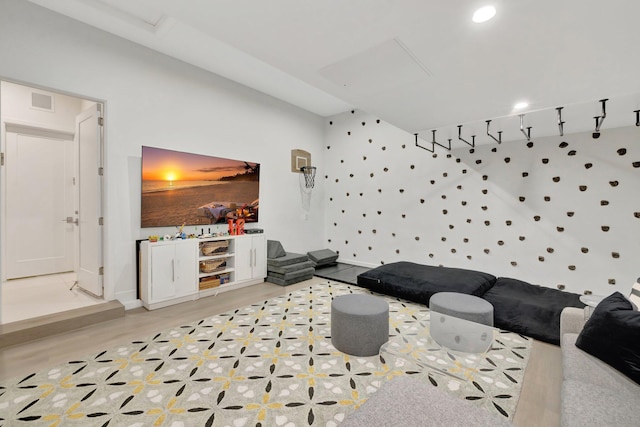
141,146,260,228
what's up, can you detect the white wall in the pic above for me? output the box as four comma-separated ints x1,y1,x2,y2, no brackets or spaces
0,0,326,306
1,81,83,133
324,109,640,297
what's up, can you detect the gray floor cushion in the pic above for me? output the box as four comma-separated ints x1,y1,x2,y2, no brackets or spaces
267,252,309,267
267,267,315,281
267,260,315,275
307,249,338,266
267,240,286,259
266,273,314,286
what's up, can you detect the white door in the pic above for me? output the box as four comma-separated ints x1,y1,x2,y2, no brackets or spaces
5,128,75,278
76,104,103,296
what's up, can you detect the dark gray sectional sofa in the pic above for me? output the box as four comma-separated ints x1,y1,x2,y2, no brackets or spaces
357,261,585,345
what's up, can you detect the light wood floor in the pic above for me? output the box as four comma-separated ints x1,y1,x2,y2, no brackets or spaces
0,277,561,426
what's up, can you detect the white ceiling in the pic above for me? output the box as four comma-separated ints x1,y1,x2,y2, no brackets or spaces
27,0,640,143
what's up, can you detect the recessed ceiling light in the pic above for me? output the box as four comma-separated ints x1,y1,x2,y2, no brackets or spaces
514,101,529,110
472,5,496,23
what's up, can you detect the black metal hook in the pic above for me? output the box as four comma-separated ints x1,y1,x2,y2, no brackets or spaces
458,125,475,147
556,107,565,137
415,130,451,152
592,98,608,138
486,120,502,144
415,133,434,152
518,114,531,141
432,130,451,150
634,110,640,127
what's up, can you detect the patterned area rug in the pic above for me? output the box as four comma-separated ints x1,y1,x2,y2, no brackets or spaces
0,282,531,426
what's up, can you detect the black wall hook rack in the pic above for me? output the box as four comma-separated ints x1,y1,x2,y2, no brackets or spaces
458,125,475,147
518,114,532,141
486,120,502,144
415,130,451,152
556,107,565,136
634,110,640,127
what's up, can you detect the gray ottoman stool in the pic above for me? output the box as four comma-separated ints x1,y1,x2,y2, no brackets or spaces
429,292,494,353
331,294,389,356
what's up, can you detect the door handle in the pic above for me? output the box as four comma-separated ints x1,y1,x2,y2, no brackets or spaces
62,217,79,225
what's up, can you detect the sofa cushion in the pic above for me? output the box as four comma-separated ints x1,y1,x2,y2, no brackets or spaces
356,261,496,306
562,378,640,427
575,292,640,385
563,333,640,394
482,277,584,345
342,376,512,427
266,240,287,259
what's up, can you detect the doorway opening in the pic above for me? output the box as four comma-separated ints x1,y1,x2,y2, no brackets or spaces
0,80,105,324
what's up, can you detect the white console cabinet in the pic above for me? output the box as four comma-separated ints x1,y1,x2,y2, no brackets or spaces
140,239,198,310
140,234,267,310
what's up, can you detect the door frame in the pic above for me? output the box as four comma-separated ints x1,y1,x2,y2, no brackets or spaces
0,78,109,308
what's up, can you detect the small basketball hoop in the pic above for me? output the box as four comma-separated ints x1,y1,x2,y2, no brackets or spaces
300,166,317,189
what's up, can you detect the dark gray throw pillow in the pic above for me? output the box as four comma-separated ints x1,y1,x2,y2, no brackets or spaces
575,292,640,385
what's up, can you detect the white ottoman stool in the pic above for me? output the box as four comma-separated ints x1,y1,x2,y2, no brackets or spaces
429,292,494,353
331,294,389,356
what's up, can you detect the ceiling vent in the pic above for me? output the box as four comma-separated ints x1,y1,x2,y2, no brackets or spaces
31,92,54,112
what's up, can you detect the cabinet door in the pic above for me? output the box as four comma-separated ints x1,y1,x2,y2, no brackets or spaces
252,235,267,279
150,244,177,301
174,241,197,297
234,236,252,282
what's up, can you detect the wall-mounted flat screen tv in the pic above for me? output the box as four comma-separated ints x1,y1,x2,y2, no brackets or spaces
141,146,260,228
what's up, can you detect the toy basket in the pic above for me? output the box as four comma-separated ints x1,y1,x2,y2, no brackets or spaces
199,258,227,273
200,240,229,256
